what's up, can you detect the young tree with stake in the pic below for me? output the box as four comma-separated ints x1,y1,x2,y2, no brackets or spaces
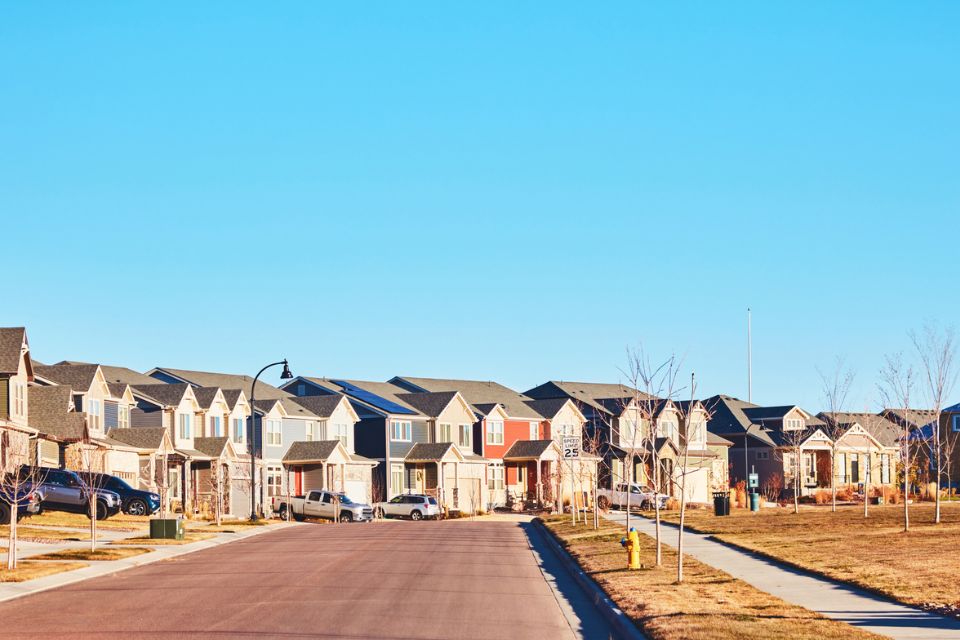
879,352,916,532
0,433,44,570
818,359,855,513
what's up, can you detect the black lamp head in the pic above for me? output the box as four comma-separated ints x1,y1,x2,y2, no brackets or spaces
280,360,293,380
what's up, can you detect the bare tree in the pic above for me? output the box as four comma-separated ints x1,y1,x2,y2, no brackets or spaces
65,439,110,552
582,426,608,530
208,462,228,526
0,433,45,570
912,324,957,524
622,347,680,567
879,352,916,532
674,373,707,584
818,359,855,513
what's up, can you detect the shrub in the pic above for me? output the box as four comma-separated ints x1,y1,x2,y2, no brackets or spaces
733,480,747,509
814,489,831,505
664,497,680,510
835,486,855,502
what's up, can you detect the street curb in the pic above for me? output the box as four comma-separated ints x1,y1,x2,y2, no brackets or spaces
532,519,647,640
0,522,296,605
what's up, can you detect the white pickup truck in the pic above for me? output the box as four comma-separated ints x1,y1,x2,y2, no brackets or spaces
271,490,374,523
597,482,669,511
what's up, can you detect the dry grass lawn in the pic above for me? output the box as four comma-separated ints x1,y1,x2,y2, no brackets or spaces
30,547,152,561
112,532,216,545
651,503,960,612
542,516,881,640
0,526,91,542
0,560,87,582
26,511,148,532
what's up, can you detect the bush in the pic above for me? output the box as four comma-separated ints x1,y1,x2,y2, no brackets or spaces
814,489,831,505
664,498,680,511
835,486,855,502
733,480,747,509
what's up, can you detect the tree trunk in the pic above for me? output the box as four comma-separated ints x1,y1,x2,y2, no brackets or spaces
793,449,800,514
935,453,942,524
625,457,632,533
7,505,16,570
830,448,837,513
593,472,599,530
653,453,662,566
863,452,869,519
903,444,910,532
89,495,98,552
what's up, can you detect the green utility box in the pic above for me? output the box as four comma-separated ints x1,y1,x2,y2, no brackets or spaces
150,518,185,540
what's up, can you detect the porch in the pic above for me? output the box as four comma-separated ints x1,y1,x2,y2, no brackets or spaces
502,439,562,511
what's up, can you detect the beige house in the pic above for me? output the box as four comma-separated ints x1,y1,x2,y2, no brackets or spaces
818,413,901,489
194,387,231,438
0,328,37,472
109,427,177,510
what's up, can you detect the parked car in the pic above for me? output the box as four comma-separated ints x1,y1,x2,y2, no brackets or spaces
374,494,440,521
0,485,45,523
76,472,160,516
17,466,123,520
597,482,669,511
271,490,374,523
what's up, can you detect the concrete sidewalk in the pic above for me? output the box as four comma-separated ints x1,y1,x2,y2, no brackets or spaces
0,522,293,604
604,511,960,640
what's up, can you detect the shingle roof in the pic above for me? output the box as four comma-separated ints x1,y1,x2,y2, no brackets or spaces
525,380,653,416
193,437,230,458
503,439,556,459
523,398,572,420
192,387,222,410
394,391,459,418
151,367,288,400
283,440,341,462
818,412,901,448
132,383,192,407
28,385,86,440
98,365,161,387
392,376,542,420
742,405,801,422
0,328,27,375
702,395,757,435
34,363,99,391
278,397,319,420
289,395,346,419
107,427,168,450
404,442,456,462
221,389,245,410
107,383,130,399
882,408,937,430
305,378,425,416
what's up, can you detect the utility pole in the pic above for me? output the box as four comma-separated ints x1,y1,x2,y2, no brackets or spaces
747,307,753,403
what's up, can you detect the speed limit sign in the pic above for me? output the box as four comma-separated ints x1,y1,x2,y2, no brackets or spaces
562,436,581,459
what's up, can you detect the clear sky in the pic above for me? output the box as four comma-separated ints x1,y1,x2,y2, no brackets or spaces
3,3,957,410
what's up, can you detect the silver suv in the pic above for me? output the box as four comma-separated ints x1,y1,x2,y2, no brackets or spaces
19,466,122,520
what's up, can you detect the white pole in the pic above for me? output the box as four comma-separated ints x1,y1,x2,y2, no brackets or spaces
747,307,753,403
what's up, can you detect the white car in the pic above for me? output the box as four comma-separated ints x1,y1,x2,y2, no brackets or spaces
374,494,441,520
597,482,669,511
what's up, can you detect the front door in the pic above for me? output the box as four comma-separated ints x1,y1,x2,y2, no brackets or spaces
850,456,860,484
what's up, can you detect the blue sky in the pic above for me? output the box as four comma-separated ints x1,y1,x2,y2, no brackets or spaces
2,3,957,410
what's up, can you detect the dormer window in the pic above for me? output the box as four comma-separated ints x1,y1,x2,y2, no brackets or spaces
87,399,102,431
784,418,804,431
659,419,677,440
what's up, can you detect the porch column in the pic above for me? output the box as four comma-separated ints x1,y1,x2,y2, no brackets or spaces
340,464,345,493
454,460,460,510
321,463,327,490
183,460,193,514
536,460,543,506
436,461,443,508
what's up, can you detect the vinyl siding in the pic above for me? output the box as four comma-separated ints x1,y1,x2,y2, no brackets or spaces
131,406,164,428
104,401,119,430
0,379,7,420
388,420,429,458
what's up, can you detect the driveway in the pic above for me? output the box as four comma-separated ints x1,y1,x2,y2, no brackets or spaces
0,519,618,639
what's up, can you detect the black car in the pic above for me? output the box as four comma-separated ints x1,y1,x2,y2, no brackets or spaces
0,485,44,523
76,472,161,516
17,466,123,520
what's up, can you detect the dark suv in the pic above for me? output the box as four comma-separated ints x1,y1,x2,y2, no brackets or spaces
76,472,160,516
18,466,123,520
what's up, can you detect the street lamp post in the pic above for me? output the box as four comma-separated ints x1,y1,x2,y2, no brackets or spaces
249,359,293,521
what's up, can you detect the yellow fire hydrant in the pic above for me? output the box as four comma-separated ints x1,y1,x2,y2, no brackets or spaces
620,527,641,570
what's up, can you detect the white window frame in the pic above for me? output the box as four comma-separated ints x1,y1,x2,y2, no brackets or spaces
332,423,349,447
233,417,245,444
659,419,677,440
13,381,25,417
529,421,539,440
488,464,504,491
178,413,191,440
458,424,471,448
118,405,130,429
87,398,102,431
391,420,412,442
266,419,282,446
785,418,804,430
391,463,405,493
305,421,315,441
486,420,504,445
266,466,283,497
881,453,891,484
209,415,222,437
438,423,452,442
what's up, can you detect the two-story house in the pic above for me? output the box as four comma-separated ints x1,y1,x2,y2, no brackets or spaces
0,328,37,471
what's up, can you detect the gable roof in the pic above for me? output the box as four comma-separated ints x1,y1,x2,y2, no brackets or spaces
132,383,194,407
524,380,654,416
394,391,460,418
28,385,87,441
404,442,462,462
882,408,938,430
105,427,169,450
819,412,901,448
221,389,246,411
282,440,342,463
502,439,558,460
299,378,425,417
702,395,757,435
93,364,165,387
192,387,224,410
149,367,288,400
289,394,352,420
523,398,579,421
391,376,543,420
0,328,28,376
193,436,231,458
34,363,100,392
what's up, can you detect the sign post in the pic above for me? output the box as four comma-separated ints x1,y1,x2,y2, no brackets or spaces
563,436,581,524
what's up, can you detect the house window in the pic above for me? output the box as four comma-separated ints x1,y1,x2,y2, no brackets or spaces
438,423,452,442
331,423,349,447
266,419,282,446
305,421,315,441
233,418,245,444
12,382,25,417
178,413,191,439
168,467,182,500
529,422,539,439
755,450,769,460
836,453,847,483
659,420,677,440
458,424,471,448
557,423,575,438
391,420,411,442
881,454,891,484
209,416,222,437
118,405,130,429
297,383,305,396
953,416,960,433
620,418,639,446
391,464,405,493
486,420,504,445
488,464,504,491
266,466,283,497
785,418,804,430
87,399,102,431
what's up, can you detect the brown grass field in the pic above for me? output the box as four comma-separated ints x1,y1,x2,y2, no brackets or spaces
30,546,153,561
542,515,881,640
0,561,87,582
111,532,216,545
651,502,960,613
25,511,149,531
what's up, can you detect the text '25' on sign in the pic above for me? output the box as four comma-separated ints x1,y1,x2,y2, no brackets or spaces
562,436,581,459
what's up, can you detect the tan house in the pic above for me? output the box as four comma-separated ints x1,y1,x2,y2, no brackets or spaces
819,412,902,489
0,328,37,472
109,427,177,510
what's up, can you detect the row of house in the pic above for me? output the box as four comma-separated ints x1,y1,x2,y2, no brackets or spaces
6,325,953,517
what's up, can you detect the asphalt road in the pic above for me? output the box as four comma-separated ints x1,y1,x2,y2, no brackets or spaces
0,519,617,639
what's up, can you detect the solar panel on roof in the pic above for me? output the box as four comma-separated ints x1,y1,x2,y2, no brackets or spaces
332,380,416,415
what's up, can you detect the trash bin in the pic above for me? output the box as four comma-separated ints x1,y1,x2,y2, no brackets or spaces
712,491,730,516
150,518,185,540
749,491,760,512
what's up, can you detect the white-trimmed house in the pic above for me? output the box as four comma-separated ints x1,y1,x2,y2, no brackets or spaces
0,328,37,472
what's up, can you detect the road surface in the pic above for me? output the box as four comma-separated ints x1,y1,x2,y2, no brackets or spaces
0,519,618,639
